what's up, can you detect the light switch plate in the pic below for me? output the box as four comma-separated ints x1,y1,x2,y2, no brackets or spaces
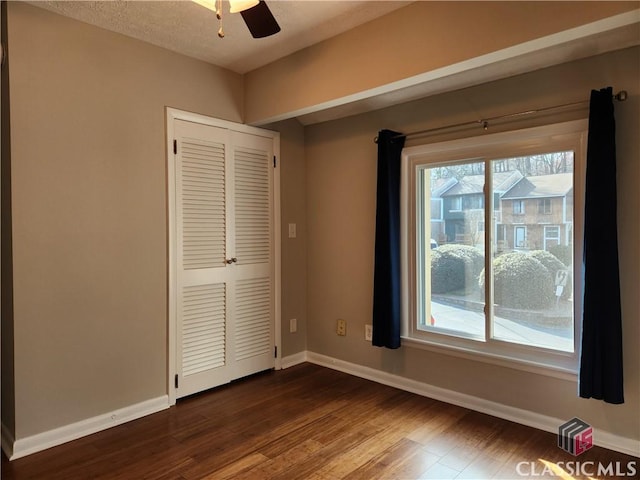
365,324,372,341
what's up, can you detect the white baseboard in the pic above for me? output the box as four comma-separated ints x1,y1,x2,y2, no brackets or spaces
305,351,640,458
281,351,308,369
5,355,637,460
6,395,170,460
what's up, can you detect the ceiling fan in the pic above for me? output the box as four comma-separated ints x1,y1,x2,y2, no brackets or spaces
193,0,281,39
236,0,281,38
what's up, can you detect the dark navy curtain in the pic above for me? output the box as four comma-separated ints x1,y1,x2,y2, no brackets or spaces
372,130,405,349
579,87,624,404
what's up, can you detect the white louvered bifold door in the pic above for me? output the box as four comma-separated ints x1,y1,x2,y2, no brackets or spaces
175,120,232,398
173,120,275,399
228,131,275,380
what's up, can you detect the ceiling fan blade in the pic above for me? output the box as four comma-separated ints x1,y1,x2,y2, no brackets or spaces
240,1,281,38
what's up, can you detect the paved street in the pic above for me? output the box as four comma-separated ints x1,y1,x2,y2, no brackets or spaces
430,300,573,351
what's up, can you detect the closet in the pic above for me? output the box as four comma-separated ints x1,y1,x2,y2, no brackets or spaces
167,110,279,400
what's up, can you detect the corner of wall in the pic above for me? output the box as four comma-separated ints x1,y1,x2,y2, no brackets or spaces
1,422,14,460
1,0,16,445
267,118,308,359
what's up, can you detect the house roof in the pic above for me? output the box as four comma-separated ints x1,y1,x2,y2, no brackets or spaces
440,171,523,196
431,177,458,197
494,170,524,192
502,173,573,199
442,174,484,196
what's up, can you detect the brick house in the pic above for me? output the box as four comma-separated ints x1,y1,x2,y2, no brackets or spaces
499,173,573,251
437,171,522,246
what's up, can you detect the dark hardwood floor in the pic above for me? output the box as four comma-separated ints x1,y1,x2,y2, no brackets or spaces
2,363,637,479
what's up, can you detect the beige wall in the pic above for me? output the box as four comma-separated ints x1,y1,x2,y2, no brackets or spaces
245,1,638,124
5,2,242,439
305,47,640,442
268,119,308,357
3,0,638,453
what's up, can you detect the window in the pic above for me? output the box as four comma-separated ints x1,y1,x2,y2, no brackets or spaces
513,200,525,214
544,226,561,251
431,198,443,221
538,198,552,214
450,196,462,211
401,120,586,374
469,195,484,210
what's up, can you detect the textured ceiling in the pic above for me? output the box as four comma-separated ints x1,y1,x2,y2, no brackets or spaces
27,0,411,74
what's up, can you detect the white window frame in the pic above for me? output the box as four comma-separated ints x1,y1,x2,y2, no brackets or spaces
471,195,484,210
538,198,553,214
400,120,587,378
544,225,561,251
431,198,444,221
513,199,525,214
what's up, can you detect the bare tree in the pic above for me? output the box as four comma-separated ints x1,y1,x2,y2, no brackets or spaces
433,153,574,185
464,209,485,247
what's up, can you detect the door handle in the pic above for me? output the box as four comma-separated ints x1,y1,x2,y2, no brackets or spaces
225,258,238,264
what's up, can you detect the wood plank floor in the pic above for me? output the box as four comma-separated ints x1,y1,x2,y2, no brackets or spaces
2,363,638,479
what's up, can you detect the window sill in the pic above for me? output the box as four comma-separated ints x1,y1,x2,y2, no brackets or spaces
401,335,578,382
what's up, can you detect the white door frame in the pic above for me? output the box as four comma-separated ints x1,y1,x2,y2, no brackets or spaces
166,107,281,406
514,225,527,249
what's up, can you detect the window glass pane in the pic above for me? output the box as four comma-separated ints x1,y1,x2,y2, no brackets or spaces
538,198,552,214
513,200,525,214
417,161,486,340
490,152,574,352
430,198,443,220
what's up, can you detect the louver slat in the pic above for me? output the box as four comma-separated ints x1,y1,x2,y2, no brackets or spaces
181,139,225,270
235,278,271,361
235,147,270,265
182,283,226,376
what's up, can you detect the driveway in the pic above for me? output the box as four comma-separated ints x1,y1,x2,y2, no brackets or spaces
430,300,573,351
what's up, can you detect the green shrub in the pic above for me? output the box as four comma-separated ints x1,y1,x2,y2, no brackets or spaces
479,252,554,309
431,244,484,294
529,250,566,274
548,244,572,267
529,250,572,300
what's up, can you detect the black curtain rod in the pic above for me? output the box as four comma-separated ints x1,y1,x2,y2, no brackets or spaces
374,90,628,144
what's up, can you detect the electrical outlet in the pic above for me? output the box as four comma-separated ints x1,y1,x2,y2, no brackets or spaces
336,319,347,336
289,318,297,333
365,324,372,341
